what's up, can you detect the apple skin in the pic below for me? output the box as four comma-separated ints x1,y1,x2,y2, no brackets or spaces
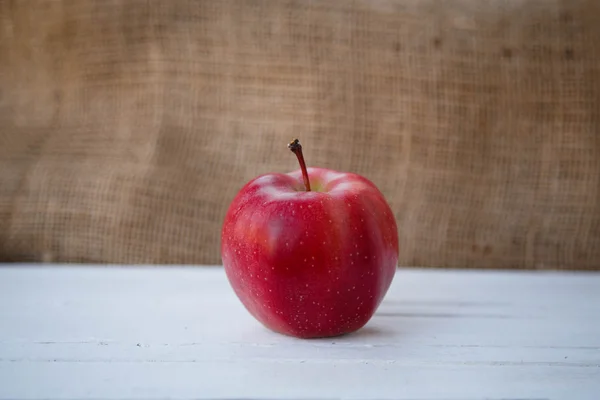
221,167,398,339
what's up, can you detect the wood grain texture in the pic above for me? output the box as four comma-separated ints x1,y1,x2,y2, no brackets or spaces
0,265,599,399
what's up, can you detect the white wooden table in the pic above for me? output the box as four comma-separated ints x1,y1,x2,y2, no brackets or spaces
0,265,599,400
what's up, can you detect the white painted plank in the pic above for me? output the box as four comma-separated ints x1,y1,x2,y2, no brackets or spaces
0,265,599,400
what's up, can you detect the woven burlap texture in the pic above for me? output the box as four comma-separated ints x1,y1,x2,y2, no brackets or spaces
1,0,599,269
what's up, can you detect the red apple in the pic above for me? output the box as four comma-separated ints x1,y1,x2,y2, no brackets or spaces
221,139,398,338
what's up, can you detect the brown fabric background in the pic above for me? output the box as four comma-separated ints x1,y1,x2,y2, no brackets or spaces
1,0,599,269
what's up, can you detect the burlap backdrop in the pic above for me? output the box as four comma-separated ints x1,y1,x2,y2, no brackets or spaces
1,0,599,269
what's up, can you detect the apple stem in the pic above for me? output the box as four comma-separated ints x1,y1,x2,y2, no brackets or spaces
288,138,311,192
